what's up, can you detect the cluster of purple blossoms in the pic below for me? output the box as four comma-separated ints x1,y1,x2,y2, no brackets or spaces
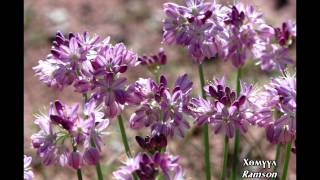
256,20,296,71
127,74,193,138
33,32,139,118
138,48,167,67
163,0,226,63
113,152,183,180
162,0,296,70
249,74,296,144
189,77,254,138
136,133,168,153
24,155,34,180
30,100,109,169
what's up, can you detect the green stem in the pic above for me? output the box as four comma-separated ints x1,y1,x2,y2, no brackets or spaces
198,64,211,180
117,115,133,157
82,92,103,180
76,169,83,180
90,139,104,180
280,141,292,180
73,145,83,180
220,136,229,180
198,64,207,99
273,144,281,177
117,115,139,180
231,67,242,180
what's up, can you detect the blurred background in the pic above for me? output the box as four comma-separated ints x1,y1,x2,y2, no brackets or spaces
24,0,296,179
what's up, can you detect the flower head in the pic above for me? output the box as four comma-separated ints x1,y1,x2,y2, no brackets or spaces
31,100,109,168
189,77,254,138
128,74,193,138
92,73,127,118
113,152,183,180
163,0,226,63
250,74,296,144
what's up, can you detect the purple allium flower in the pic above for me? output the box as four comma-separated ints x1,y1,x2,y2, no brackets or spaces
274,20,296,46
92,73,127,118
33,32,98,90
156,87,191,137
250,74,296,144
257,45,294,71
33,31,139,95
162,0,226,64
83,147,100,165
221,3,269,68
113,152,184,180
86,117,110,152
189,77,253,138
126,78,160,105
130,104,159,129
75,31,100,51
128,74,193,138
92,42,139,75
68,151,83,169
31,100,109,167
189,97,216,126
136,133,167,152
24,155,34,180
138,48,167,66
49,100,79,131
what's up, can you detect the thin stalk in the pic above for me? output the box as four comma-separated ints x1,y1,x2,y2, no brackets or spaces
273,144,282,176
117,115,139,180
82,92,103,180
76,169,83,180
198,64,211,180
220,136,229,180
117,115,133,157
72,145,83,180
231,67,241,180
280,141,293,180
90,139,104,180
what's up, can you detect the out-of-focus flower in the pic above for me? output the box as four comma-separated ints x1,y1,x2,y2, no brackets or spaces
274,20,296,46
83,147,100,165
257,45,294,71
138,48,167,67
68,151,82,169
24,155,34,180
250,74,296,144
136,133,167,152
113,152,183,180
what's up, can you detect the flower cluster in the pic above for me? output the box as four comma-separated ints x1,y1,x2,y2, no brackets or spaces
33,32,139,118
162,0,296,70
24,155,34,180
163,0,225,63
250,74,296,144
138,48,167,67
113,152,183,180
30,100,109,169
136,133,168,153
189,77,254,138
127,74,193,138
